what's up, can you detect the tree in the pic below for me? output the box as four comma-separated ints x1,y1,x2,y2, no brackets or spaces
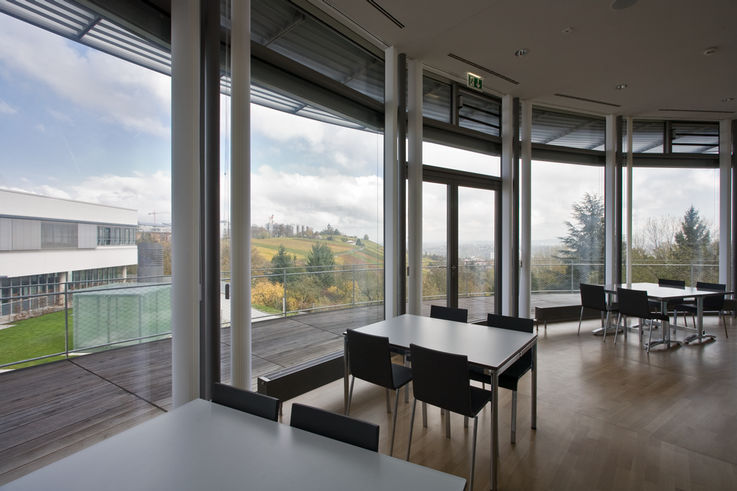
269,244,296,283
307,243,336,287
673,205,714,264
558,193,605,285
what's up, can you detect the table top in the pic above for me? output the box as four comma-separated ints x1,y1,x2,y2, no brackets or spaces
604,282,731,301
0,399,466,491
355,314,536,372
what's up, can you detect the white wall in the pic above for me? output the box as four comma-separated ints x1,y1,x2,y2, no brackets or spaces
0,189,137,225
0,247,137,277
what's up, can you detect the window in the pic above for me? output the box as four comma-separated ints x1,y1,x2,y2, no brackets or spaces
41,222,77,249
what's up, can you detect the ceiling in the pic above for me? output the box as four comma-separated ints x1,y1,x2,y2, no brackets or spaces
309,0,737,119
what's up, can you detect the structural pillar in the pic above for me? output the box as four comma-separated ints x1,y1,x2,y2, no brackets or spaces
518,100,532,318
406,59,423,315
719,120,732,288
170,0,201,407
500,95,518,315
230,0,251,389
384,46,400,319
604,115,620,286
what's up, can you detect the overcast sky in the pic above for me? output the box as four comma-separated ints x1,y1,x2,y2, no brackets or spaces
0,13,721,249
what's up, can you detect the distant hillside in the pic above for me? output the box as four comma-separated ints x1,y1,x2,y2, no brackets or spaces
252,236,383,267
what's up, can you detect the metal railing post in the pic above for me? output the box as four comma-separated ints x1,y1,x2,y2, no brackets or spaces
283,268,287,317
352,265,356,307
64,286,69,359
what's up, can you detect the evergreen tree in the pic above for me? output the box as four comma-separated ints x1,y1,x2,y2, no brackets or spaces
558,193,605,284
673,205,714,263
269,244,296,283
307,243,336,287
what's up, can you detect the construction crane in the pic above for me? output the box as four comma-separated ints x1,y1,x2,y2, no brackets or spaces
148,210,169,224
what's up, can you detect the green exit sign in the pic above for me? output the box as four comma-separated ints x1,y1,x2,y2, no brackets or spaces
467,72,483,91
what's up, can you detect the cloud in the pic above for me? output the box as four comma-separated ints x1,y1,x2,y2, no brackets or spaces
0,15,170,137
0,98,17,114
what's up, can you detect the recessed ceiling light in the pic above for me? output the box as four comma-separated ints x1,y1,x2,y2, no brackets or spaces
615,83,628,90
611,0,638,10
703,47,718,56
561,26,574,34
723,97,735,102
514,48,529,57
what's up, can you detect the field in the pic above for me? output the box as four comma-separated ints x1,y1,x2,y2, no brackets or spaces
251,236,383,268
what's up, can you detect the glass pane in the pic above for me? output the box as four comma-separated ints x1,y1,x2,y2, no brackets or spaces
630,168,719,284
423,76,451,123
458,187,495,321
422,182,447,313
531,161,605,316
458,90,501,136
423,141,501,176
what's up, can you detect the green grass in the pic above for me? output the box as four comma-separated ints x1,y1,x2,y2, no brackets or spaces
252,236,384,266
0,310,72,369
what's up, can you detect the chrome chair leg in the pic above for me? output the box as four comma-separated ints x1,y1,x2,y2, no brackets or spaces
390,388,400,455
612,313,620,343
577,306,584,335
346,376,355,415
511,390,517,444
445,409,451,439
385,388,391,413
406,398,418,461
646,318,653,352
469,416,478,491
422,401,427,428
464,416,468,428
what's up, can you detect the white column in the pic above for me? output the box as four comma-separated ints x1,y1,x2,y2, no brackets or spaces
626,117,633,283
171,0,201,407
604,115,617,286
500,95,515,315
406,59,423,315
384,47,400,319
230,0,251,389
719,120,732,287
518,100,532,318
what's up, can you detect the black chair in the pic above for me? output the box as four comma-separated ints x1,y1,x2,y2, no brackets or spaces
650,278,687,323
211,382,280,422
345,329,412,455
429,304,468,323
674,282,728,338
407,343,491,491
578,283,618,339
615,287,670,351
468,313,533,444
290,403,380,452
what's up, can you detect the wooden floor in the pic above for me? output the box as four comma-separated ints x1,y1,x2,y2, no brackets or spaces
2,308,736,489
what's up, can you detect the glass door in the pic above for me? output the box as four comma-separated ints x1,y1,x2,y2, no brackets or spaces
421,170,500,321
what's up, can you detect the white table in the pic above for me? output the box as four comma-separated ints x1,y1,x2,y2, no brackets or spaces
0,399,465,491
605,282,731,347
347,314,538,491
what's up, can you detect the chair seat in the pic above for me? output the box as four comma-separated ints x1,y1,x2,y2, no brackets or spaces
469,386,492,417
646,311,670,322
391,363,413,389
468,358,531,392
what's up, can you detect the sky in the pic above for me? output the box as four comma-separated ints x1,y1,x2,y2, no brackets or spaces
0,12,722,250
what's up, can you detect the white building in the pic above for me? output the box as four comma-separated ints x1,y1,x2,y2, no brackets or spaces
0,189,138,319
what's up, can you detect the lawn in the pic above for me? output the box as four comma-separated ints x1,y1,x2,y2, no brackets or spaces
252,236,384,267
0,310,71,369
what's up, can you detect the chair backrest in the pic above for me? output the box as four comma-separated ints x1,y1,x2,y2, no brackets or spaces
658,278,685,288
409,343,471,417
486,313,534,333
579,283,606,311
290,403,379,452
616,287,651,318
211,382,279,421
430,305,468,323
345,329,394,389
696,281,725,311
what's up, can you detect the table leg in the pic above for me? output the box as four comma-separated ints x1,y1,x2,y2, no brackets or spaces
491,371,499,491
343,334,349,414
684,297,716,344
531,343,537,430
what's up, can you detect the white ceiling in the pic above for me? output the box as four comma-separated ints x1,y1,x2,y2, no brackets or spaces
311,0,737,119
